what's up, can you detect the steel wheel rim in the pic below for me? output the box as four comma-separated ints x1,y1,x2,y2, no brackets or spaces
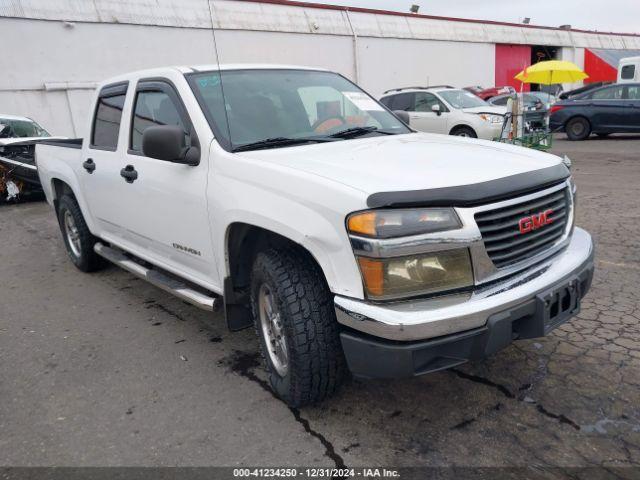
571,121,585,136
63,210,82,258
258,283,289,377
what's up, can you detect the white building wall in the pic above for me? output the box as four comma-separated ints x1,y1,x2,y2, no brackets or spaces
357,38,495,97
0,17,218,136
214,30,356,80
2,0,639,136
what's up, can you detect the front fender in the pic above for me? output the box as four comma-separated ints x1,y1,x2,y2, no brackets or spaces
209,155,367,299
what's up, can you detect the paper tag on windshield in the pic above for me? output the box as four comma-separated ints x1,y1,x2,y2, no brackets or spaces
342,91,384,112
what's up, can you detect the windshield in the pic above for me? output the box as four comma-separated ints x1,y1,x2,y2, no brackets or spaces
0,118,50,138
438,90,489,109
188,69,411,151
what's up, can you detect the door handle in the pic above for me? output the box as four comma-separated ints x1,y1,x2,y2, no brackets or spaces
120,165,138,183
83,158,96,174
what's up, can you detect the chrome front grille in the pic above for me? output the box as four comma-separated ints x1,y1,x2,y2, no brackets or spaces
475,186,570,269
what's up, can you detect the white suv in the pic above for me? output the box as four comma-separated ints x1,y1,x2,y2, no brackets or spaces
380,86,506,140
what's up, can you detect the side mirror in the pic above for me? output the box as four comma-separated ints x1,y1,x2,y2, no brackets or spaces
392,110,410,124
142,125,199,166
431,104,442,115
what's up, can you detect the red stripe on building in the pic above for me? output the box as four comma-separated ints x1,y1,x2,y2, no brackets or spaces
583,49,618,83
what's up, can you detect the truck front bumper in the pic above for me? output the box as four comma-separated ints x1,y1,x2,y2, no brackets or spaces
334,227,594,379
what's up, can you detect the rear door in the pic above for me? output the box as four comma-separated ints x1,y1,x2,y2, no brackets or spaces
624,85,640,132
588,85,629,130
80,82,130,238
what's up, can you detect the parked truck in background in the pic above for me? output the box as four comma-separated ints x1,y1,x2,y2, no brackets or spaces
36,65,594,407
618,56,640,83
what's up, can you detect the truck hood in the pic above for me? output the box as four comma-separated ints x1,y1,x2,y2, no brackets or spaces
238,133,563,196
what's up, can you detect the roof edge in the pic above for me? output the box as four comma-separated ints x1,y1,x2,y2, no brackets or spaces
240,0,640,38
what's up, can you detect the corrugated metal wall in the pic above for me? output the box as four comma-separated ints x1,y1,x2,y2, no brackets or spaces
2,0,639,136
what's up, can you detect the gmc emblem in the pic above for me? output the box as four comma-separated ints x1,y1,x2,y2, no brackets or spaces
519,209,554,234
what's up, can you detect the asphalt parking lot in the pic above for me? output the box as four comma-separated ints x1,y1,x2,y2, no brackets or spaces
1,134,639,470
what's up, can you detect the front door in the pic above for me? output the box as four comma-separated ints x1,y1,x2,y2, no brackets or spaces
409,92,449,134
115,79,217,285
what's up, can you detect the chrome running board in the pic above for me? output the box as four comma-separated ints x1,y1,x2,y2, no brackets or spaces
94,242,219,311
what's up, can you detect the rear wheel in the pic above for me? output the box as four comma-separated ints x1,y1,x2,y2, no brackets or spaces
451,126,477,138
250,248,346,407
565,117,591,141
57,195,104,272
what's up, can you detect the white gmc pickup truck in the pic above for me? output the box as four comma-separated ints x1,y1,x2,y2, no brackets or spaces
36,65,594,407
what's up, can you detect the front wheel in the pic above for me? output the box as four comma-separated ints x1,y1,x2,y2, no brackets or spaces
57,195,104,272
250,248,346,407
451,126,477,138
565,117,591,141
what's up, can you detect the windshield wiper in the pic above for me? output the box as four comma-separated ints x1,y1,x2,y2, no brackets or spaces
232,136,335,152
327,126,396,139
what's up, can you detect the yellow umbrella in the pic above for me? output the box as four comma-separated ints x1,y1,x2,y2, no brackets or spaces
515,60,589,85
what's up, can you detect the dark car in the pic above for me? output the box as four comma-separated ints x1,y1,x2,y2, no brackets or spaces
558,81,611,100
487,93,545,111
550,83,640,140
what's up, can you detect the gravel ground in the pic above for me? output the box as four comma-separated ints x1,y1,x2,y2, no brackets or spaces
0,134,639,470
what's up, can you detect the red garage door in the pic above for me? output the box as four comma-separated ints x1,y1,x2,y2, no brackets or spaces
495,44,531,92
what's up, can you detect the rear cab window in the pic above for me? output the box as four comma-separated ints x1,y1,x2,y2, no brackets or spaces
91,82,128,151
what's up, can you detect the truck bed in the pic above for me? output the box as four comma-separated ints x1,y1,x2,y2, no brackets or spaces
1,137,80,191
35,139,85,202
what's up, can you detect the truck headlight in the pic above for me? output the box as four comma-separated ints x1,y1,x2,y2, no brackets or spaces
357,249,474,300
347,208,461,239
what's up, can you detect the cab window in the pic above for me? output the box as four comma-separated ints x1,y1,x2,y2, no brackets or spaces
130,87,191,153
91,84,128,150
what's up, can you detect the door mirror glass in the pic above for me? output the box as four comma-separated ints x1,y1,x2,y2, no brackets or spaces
142,125,199,165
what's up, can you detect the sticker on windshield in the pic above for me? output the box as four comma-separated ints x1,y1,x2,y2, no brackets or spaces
342,91,384,112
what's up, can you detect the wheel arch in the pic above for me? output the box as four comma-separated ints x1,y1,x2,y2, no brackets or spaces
223,222,330,331
49,177,98,234
51,178,76,212
449,124,477,136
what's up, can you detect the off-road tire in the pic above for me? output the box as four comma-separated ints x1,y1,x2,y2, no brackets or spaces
57,195,104,272
250,248,346,407
450,126,477,138
565,117,591,141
